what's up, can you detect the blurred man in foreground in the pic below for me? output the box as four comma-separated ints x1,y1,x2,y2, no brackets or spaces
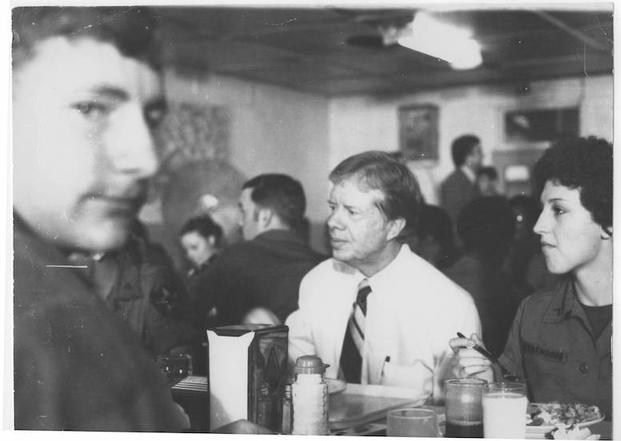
12,7,188,430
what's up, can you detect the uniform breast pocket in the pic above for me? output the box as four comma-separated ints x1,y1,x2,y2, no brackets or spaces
521,340,568,387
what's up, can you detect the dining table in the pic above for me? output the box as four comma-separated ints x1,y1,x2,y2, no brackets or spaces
170,376,612,439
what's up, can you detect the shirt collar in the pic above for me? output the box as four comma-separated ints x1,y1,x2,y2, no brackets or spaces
460,166,476,183
331,244,409,290
366,244,410,290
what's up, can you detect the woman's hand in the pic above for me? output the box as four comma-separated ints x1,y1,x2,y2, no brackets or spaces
449,333,494,381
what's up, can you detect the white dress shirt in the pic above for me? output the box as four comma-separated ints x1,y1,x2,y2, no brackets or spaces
286,244,481,402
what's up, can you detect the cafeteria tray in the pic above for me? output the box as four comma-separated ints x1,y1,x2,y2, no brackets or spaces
328,383,425,431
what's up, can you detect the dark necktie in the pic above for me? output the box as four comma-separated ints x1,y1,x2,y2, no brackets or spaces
339,279,372,383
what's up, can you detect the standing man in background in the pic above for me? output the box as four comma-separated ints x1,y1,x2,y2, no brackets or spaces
286,151,480,402
12,7,188,430
440,134,483,224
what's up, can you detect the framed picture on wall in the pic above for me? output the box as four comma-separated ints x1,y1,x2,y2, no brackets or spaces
398,104,439,161
504,107,579,143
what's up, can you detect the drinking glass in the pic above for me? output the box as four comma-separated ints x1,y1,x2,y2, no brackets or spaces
445,378,487,438
387,407,438,437
483,382,527,439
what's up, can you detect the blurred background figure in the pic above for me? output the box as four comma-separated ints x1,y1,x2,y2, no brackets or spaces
526,250,560,293
295,216,312,245
476,165,501,196
407,203,459,270
179,215,224,331
158,159,247,268
444,196,519,357
180,215,223,278
504,195,556,296
509,195,540,244
191,173,324,328
440,134,483,225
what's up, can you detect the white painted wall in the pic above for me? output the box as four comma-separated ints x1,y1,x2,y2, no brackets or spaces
581,75,615,141
329,75,613,204
164,71,332,250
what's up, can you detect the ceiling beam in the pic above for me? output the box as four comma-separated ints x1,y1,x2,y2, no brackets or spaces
532,10,609,51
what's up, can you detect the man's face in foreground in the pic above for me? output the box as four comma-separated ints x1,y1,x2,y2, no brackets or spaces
13,36,165,252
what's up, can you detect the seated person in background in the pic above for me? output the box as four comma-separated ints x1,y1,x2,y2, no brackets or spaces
286,151,480,402
192,173,324,327
450,137,612,419
12,6,188,430
505,194,556,295
476,165,501,196
444,196,519,357
526,249,560,292
407,203,459,270
295,215,313,245
179,215,223,331
179,215,223,294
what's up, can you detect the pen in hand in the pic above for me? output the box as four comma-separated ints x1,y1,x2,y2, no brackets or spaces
456,332,496,360
456,332,519,380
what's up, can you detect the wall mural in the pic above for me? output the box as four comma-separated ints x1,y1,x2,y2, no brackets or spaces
155,101,230,170
504,107,579,144
141,101,247,265
141,101,236,226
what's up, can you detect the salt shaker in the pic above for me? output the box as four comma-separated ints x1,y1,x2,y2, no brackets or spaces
292,355,329,435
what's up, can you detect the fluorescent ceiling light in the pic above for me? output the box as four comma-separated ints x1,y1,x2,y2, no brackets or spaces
397,12,482,70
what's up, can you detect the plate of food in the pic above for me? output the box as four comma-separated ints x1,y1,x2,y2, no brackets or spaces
526,403,604,437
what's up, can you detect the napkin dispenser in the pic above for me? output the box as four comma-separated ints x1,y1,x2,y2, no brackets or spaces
206,324,288,431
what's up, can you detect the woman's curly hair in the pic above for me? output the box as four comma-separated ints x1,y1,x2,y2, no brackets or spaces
533,136,612,233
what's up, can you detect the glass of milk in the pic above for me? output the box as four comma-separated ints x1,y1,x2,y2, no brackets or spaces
482,382,528,439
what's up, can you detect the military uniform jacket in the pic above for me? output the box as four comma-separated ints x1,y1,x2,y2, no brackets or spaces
13,216,188,431
499,278,612,419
